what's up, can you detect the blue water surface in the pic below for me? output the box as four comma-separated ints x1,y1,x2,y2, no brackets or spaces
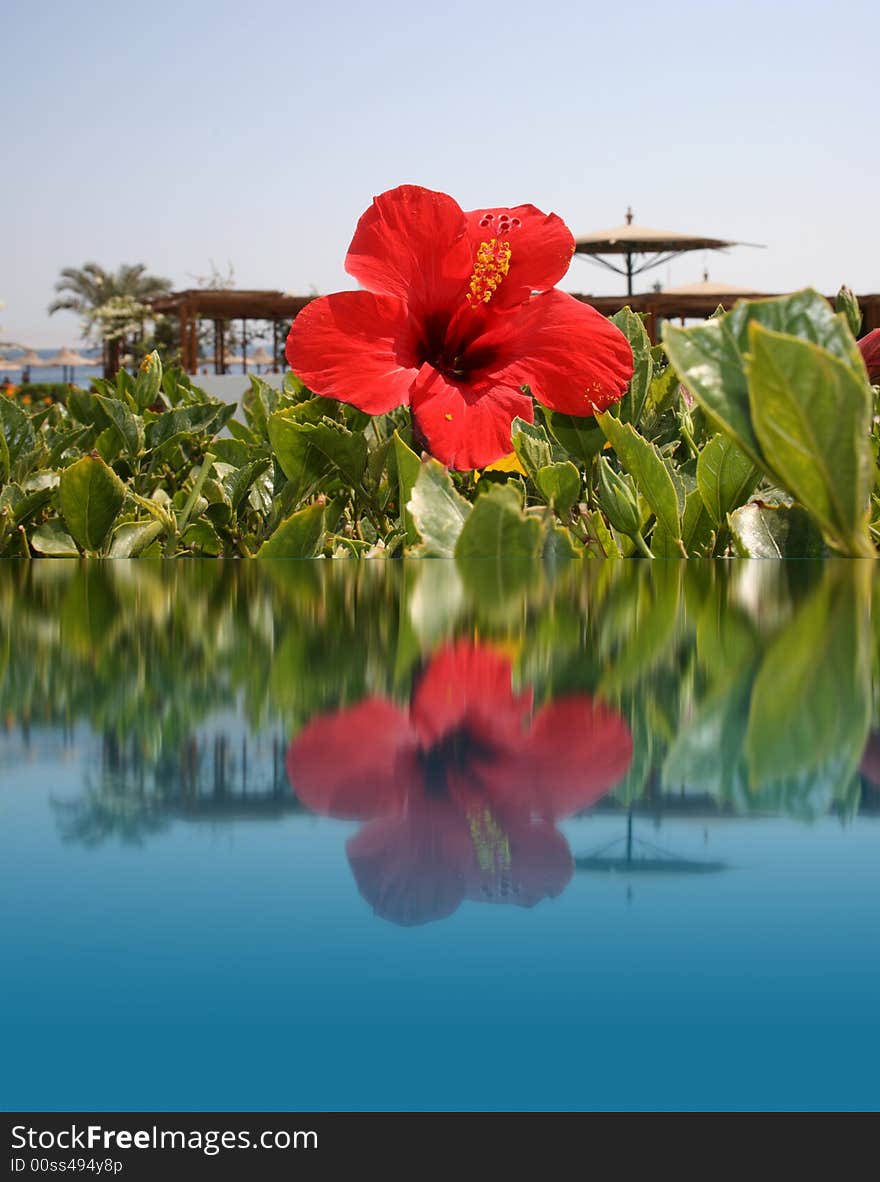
2,560,878,1111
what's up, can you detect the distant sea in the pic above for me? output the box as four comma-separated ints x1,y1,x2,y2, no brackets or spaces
1,349,103,389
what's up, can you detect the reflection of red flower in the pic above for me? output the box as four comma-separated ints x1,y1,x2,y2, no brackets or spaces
286,643,633,925
859,728,880,786
285,185,633,470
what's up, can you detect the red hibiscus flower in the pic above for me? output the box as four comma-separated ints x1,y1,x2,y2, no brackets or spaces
286,642,633,926
858,328,880,385
285,185,634,470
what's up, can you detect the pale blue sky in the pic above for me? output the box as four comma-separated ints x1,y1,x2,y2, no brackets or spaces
3,0,878,346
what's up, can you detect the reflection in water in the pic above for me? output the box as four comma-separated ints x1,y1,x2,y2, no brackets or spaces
2,558,879,924
286,641,632,924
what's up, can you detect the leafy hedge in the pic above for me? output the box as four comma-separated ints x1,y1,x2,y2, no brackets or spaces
0,288,877,558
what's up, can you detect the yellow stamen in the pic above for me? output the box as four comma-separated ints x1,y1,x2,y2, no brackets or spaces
466,237,511,307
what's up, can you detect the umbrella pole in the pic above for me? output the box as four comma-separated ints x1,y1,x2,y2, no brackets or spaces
626,251,634,297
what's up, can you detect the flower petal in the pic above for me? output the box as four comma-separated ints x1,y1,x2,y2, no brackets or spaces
346,798,471,926
472,289,633,417
411,641,532,750
286,698,418,819
465,204,575,309
285,291,421,414
858,328,880,385
463,813,573,908
345,185,473,314
490,696,633,819
410,363,534,470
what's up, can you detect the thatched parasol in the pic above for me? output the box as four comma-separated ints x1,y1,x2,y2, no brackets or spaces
574,207,761,295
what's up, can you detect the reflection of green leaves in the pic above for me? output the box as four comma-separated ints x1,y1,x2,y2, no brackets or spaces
407,460,471,557
745,565,871,789
58,456,125,553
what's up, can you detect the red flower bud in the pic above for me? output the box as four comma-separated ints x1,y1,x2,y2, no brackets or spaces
858,328,880,385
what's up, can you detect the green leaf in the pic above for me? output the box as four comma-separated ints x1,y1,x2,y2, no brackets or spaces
455,483,545,560
534,461,580,515
728,502,825,557
696,433,760,528
407,460,471,556
257,501,325,558
223,458,271,512
597,413,681,541
393,431,421,546
611,307,653,426
511,417,552,478
95,394,143,458
181,520,224,556
652,488,713,557
543,524,581,560
745,324,873,556
662,288,868,469
0,397,35,476
30,518,79,556
545,411,606,465
268,414,368,504
58,455,125,552
108,520,165,557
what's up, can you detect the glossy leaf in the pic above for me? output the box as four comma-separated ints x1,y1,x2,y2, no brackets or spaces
393,431,421,547
511,417,552,478
728,502,825,558
455,483,545,560
611,307,653,426
535,461,580,516
109,520,165,557
269,414,368,504
58,455,125,553
257,502,325,558
696,433,760,528
746,324,873,556
407,460,471,557
30,518,79,557
545,410,606,465
598,413,681,541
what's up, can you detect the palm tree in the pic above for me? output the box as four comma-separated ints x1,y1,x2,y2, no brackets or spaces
49,262,173,375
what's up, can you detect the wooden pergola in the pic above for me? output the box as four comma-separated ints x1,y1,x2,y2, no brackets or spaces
150,287,880,373
148,289,313,374
572,290,880,344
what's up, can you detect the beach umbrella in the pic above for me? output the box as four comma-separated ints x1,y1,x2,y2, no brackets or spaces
575,812,729,879
0,355,23,372
9,350,50,381
661,271,765,298
574,207,761,296
249,346,274,373
47,347,99,382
